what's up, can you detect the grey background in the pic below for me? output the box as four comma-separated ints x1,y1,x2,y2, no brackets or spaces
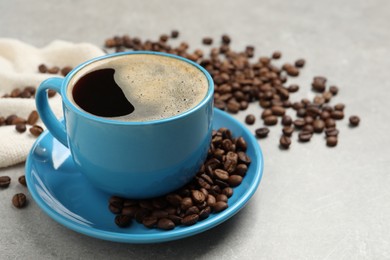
1,0,390,259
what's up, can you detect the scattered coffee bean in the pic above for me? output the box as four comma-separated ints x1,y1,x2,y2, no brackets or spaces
182,214,199,226
12,193,27,208
27,110,39,125
298,131,313,142
325,128,339,137
313,119,325,133
329,86,339,96
38,64,47,73
0,176,11,188
326,136,338,147
281,115,293,126
15,123,26,133
157,218,175,230
245,114,256,125
29,125,44,137
282,126,294,137
18,175,27,187
61,66,73,76
171,30,179,38
255,127,270,138
349,115,360,126
272,51,282,59
294,59,305,68
312,76,327,92
202,37,213,45
264,115,278,126
280,135,291,149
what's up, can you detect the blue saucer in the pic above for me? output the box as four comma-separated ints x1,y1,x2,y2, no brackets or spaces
25,109,264,243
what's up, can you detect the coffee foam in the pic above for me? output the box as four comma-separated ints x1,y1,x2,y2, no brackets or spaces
68,54,209,121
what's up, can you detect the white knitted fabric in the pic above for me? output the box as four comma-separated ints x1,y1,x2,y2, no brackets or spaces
0,39,104,168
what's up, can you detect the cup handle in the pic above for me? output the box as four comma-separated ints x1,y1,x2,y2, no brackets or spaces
35,77,68,148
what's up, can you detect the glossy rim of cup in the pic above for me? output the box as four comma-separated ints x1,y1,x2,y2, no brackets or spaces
61,51,214,125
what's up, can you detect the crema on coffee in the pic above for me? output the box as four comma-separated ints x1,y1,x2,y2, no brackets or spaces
68,54,209,121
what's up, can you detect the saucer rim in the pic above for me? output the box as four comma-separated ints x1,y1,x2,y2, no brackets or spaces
25,108,264,243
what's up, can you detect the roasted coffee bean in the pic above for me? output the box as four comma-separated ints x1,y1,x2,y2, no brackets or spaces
216,194,228,203
281,115,292,126
12,193,27,208
271,106,285,116
322,91,333,102
166,193,182,206
261,109,273,119
298,131,313,142
11,117,26,125
288,84,299,93
180,197,193,210
18,175,27,187
0,116,5,126
264,115,278,126
121,206,139,217
222,187,234,198
313,119,325,133
282,126,294,137
29,125,44,137
238,151,251,164
245,114,256,125
48,89,57,97
280,135,291,149
191,190,206,204
235,137,247,151
329,85,339,95
235,164,248,176
182,214,199,226
294,59,305,68
326,136,338,147
199,206,212,220
293,119,305,128
325,128,339,137
61,66,73,76
226,100,240,113
312,76,327,92
171,30,179,38
214,169,229,181
157,218,175,230
185,206,200,216
302,124,314,133
15,123,26,133
0,176,11,188
47,66,60,74
207,194,217,206
115,214,132,227
167,215,182,225
255,127,270,138
142,216,158,228
325,118,336,128
151,209,169,219
349,115,360,126
228,175,243,187
331,110,344,120
213,201,228,213
202,37,213,45
272,51,282,59
38,64,48,73
334,103,345,111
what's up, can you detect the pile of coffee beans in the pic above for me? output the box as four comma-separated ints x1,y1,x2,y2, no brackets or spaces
0,175,28,209
37,64,73,77
103,31,361,148
108,127,250,230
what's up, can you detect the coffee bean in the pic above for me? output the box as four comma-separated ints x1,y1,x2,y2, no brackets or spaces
298,131,313,142
334,103,345,111
331,110,344,120
281,115,292,126
282,126,294,137
142,216,158,228
235,164,248,177
271,106,285,116
61,66,73,76
29,125,44,137
182,214,199,226
47,66,60,74
115,214,132,227
226,100,240,113
18,175,27,187
12,193,27,208
157,218,175,230
245,114,256,125
326,136,338,147
302,124,314,134
313,119,325,133
48,89,57,98
264,115,278,126
312,76,327,92
216,194,228,203
228,175,243,187
329,85,339,95
294,59,305,68
170,30,179,38
235,137,247,151
0,176,11,188
199,206,212,220
349,115,360,126
255,127,270,138
214,169,229,181
121,206,138,217
180,197,193,210
15,123,26,133
261,109,273,119
325,128,339,137
280,135,291,149
272,51,282,59
325,118,336,128
191,190,206,204
38,64,48,73
213,201,228,213
202,37,213,45
288,84,299,93
293,119,305,128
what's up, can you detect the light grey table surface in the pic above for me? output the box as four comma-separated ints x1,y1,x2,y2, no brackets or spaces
1,0,389,259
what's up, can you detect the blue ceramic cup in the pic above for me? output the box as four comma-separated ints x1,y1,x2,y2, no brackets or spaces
35,51,214,198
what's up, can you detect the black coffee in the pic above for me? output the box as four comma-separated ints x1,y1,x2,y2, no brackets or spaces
72,68,135,117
